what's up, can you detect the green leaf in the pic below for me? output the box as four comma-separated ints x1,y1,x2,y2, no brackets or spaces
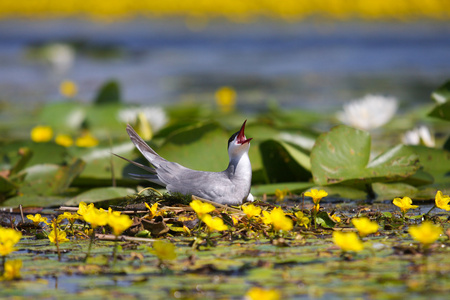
428,101,450,122
407,145,450,185
157,122,230,172
52,158,86,194
70,142,136,181
85,103,125,135
259,139,311,183
315,211,336,228
9,147,33,176
251,182,314,196
1,195,69,208
65,186,135,205
431,80,450,104
94,80,121,104
0,176,19,194
372,182,418,201
311,125,419,186
0,141,69,167
38,101,86,133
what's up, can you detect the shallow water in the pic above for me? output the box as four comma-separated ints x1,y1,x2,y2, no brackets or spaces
0,19,449,111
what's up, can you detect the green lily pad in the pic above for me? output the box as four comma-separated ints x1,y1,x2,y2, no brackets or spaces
407,145,450,185
251,182,314,196
65,186,135,205
428,102,450,122
94,79,121,105
311,125,419,186
0,176,19,194
17,159,85,196
372,182,419,201
259,139,311,183
1,194,69,207
157,122,230,172
0,141,69,167
315,211,336,228
431,80,450,104
38,101,86,133
70,142,137,182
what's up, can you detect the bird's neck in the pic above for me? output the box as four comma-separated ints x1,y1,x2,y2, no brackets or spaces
227,152,252,180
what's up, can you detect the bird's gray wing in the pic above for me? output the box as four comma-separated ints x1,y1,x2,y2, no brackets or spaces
164,170,235,201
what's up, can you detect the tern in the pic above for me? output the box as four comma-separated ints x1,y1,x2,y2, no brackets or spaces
116,120,254,205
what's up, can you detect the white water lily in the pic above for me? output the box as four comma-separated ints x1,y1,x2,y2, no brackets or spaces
117,106,168,132
402,125,435,147
43,43,75,75
337,94,398,130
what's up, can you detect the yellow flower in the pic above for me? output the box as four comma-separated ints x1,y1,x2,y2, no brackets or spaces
270,207,293,231
215,86,236,113
304,189,328,204
202,214,228,232
351,217,379,237
76,132,99,147
57,212,79,223
332,231,364,252
151,240,177,261
409,221,442,246
30,125,53,142
260,210,272,225
435,190,450,211
145,202,164,218
190,200,215,218
48,228,70,244
246,287,281,300
55,134,73,147
26,214,49,226
0,227,22,256
294,211,310,228
1,259,22,281
83,207,108,228
331,214,341,223
60,80,78,98
231,215,239,226
108,213,133,236
242,204,262,219
275,189,288,202
393,196,418,213
77,202,94,216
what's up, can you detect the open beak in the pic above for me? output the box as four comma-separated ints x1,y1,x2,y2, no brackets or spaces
237,120,253,145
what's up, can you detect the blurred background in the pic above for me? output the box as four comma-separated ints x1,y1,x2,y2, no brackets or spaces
1,0,449,113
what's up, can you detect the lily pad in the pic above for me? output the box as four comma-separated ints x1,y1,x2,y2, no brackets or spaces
157,122,230,172
1,195,69,208
407,145,450,185
428,102,450,122
311,125,419,186
38,101,86,133
94,79,121,104
251,182,314,196
70,142,137,183
259,139,311,183
65,186,135,205
17,159,84,196
431,80,450,104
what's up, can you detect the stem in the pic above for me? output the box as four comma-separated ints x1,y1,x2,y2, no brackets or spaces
54,221,61,262
424,205,436,217
112,236,118,267
85,231,95,262
1,256,5,276
365,183,376,203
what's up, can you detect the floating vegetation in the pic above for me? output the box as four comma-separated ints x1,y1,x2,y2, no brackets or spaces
0,75,449,297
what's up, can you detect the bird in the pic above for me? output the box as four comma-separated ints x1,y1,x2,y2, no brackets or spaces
115,120,254,205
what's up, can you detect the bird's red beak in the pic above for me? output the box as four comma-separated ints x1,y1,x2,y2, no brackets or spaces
237,120,253,145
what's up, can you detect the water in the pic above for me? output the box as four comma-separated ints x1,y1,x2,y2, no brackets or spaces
0,19,449,111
